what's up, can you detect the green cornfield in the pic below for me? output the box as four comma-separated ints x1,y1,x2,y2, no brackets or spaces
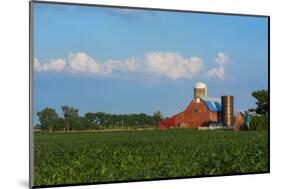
34,129,268,186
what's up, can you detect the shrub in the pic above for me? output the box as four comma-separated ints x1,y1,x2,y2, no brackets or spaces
250,114,269,130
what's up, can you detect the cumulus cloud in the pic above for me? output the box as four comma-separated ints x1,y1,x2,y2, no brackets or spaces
144,52,203,79
35,58,66,72
34,51,203,80
214,52,230,66
207,66,225,80
68,52,101,74
101,57,142,75
207,52,230,80
34,58,41,71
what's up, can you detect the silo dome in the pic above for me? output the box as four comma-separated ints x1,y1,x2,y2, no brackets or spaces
194,82,207,98
194,82,207,89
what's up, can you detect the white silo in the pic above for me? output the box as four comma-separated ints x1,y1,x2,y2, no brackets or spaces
194,82,207,98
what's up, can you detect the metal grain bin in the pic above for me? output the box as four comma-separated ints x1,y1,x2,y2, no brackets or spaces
221,95,234,126
194,88,206,98
194,82,207,98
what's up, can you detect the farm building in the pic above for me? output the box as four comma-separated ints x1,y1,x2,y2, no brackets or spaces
159,82,244,130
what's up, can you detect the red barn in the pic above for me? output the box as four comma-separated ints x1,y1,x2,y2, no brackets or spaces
159,82,242,130
159,96,221,129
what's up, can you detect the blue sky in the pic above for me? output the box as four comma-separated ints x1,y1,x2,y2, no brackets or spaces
33,2,268,121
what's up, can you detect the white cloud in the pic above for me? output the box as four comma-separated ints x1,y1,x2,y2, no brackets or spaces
68,52,101,74
34,51,203,80
34,58,41,71
215,52,230,66
207,66,225,80
123,57,141,72
34,58,66,72
47,58,66,71
102,58,141,75
144,52,203,79
207,52,231,80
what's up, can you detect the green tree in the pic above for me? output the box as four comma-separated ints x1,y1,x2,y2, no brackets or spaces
250,114,269,130
37,108,59,132
53,117,65,131
83,112,99,130
94,112,106,129
251,89,268,114
61,106,79,131
153,111,163,124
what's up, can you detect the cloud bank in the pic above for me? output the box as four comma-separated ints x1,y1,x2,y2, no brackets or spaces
34,51,203,80
34,57,66,72
207,52,230,80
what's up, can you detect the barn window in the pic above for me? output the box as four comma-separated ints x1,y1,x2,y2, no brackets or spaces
195,108,198,112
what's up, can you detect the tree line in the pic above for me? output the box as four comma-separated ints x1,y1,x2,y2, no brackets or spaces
251,89,268,115
248,89,269,130
36,106,163,132
35,89,268,132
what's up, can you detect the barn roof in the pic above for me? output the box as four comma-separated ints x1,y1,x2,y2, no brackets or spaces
199,96,221,112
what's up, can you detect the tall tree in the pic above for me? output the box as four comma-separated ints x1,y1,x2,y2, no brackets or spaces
37,108,59,132
251,89,268,114
83,112,99,130
153,111,163,124
53,117,65,131
61,105,79,131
